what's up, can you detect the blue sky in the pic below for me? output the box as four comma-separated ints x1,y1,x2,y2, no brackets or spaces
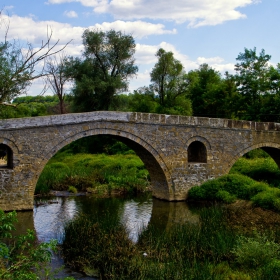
1,0,280,95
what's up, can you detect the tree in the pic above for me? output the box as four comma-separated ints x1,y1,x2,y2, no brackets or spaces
68,29,138,112
45,53,71,114
234,47,272,120
150,48,188,107
186,64,228,118
0,32,70,106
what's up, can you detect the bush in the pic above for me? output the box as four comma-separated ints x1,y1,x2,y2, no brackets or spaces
216,190,236,203
37,153,149,195
232,232,280,269
262,259,280,279
188,174,254,202
36,162,71,194
68,186,78,193
251,189,280,211
247,182,269,198
0,210,73,279
230,157,280,187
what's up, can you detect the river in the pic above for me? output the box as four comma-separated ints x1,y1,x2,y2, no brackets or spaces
15,194,200,279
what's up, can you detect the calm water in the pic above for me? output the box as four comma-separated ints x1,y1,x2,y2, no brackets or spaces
15,194,200,279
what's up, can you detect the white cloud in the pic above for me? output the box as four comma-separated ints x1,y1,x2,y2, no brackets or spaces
93,21,176,39
197,56,225,64
0,15,175,51
1,13,235,95
46,0,260,27
64,10,78,18
4,6,14,10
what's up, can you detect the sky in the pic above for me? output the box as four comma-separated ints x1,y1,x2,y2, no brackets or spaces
1,0,280,95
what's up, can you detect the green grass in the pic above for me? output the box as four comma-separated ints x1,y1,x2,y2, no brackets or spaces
62,205,280,279
188,149,280,212
230,157,280,187
36,152,149,195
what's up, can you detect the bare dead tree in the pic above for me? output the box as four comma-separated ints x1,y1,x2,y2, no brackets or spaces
45,52,71,114
0,17,72,106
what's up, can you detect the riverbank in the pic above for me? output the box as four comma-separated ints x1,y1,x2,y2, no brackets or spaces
36,152,150,195
61,199,280,280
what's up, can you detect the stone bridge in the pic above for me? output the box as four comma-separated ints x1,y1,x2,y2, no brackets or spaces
1,111,280,211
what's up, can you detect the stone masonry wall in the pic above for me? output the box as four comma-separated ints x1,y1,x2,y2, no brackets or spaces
1,111,280,211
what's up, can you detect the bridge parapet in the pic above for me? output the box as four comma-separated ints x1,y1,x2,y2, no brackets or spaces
1,111,280,132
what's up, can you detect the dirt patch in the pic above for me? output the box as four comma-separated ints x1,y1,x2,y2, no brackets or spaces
224,200,280,234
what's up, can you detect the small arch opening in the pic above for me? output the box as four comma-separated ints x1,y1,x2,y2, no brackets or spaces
0,144,13,169
188,141,207,163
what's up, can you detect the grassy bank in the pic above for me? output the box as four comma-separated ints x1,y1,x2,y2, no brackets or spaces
188,150,280,212
62,205,280,279
36,151,149,195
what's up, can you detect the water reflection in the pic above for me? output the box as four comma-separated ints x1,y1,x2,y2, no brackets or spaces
16,196,200,244
33,198,78,242
120,199,152,242
15,195,200,279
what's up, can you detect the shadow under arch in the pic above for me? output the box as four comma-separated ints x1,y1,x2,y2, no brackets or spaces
186,136,211,163
35,128,173,200
0,138,20,169
227,142,280,173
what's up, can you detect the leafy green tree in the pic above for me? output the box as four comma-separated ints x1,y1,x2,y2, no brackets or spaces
234,48,272,120
186,64,229,118
67,29,138,112
150,48,188,107
259,64,280,122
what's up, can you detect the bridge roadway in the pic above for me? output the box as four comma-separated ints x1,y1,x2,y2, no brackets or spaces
1,111,280,211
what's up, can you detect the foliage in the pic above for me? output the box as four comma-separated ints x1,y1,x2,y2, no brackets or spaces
62,214,137,279
61,199,280,279
36,152,149,195
150,48,189,107
67,29,138,112
232,231,280,269
230,154,280,187
0,95,69,119
62,205,238,279
0,26,69,105
234,48,273,121
0,209,73,280
186,64,236,118
188,174,259,203
68,186,77,193
251,189,280,211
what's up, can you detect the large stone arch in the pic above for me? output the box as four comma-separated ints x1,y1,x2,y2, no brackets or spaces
34,128,173,200
226,142,280,173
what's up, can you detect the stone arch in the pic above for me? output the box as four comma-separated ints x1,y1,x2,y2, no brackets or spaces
227,142,280,173
186,136,211,163
0,138,19,169
35,128,173,200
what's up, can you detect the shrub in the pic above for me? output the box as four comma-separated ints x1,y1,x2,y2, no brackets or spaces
247,182,269,198
68,186,78,194
216,190,236,203
36,162,71,194
0,210,73,280
251,189,280,211
262,259,280,279
218,174,255,199
232,232,280,269
230,156,280,187
188,174,254,202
